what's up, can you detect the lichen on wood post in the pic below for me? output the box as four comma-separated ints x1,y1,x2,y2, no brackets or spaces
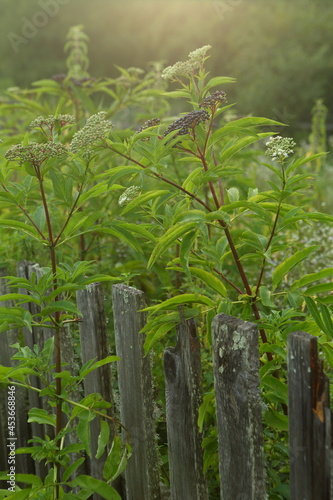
212,314,266,500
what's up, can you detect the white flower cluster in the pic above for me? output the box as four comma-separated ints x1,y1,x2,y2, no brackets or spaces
70,112,113,154
265,136,296,162
162,45,212,81
5,142,68,166
118,186,141,206
30,115,76,130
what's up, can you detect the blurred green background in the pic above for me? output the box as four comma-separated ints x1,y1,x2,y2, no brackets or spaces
1,0,332,136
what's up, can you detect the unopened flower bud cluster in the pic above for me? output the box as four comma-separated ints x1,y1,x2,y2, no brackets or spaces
118,186,141,206
199,90,227,109
162,45,211,80
136,118,161,140
70,111,113,154
30,115,76,130
163,109,210,138
265,136,296,162
5,142,68,166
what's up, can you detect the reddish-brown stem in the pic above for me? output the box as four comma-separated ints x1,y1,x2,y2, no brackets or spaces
37,168,62,494
53,185,84,246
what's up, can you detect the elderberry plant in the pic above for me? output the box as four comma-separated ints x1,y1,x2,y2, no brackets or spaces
0,113,136,498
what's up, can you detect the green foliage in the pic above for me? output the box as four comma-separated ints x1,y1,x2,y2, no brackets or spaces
1,26,333,499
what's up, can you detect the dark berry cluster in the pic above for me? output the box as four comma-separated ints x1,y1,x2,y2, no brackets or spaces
163,110,210,138
136,118,161,134
199,91,227,109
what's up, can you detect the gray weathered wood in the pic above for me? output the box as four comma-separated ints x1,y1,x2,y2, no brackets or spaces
288,331,332,499
212,314,266,500
77,282,114,491
0,268,35,477
112,284,161,500
16,261,54,479
164,316,208,500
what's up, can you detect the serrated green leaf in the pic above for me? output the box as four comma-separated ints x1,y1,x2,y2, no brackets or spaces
272,246,319,288
259,286,276,308
202,76,236,93
172,266,226,297
264,409,288,431
303,282,333,296
198,392,215,433
220,132,272,164
303,297,326,333
14,474,43,486
28,408,56,427
80,356,120,378
0,219,42,239
262,376,288,404
76,411,92,457
121,190,169,215
63,457,86,482
103,435,122,481
144,321,176,353
290,268,333,291
143,293,215,313
96,420,110,460
148,222,197,268
73,475,121,500
39,300,81,317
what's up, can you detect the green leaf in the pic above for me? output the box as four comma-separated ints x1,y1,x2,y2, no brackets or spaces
290,268,333,291
303,282,333,296
80,356,120,378
103,435,122,481
14,474,43,486
202,76,236,93
259,286,276,308
144,321,176,353
198,392,215,433
171,266,226,297
32,206,46,231
96,420,110,459
63,458,86,482
0,293,39,304
272,245,319,288
147,222,197,268
39,300,81,317
261,376,288,404
264,409,288,431
76,410,92,457
303,297,326,333
220,132,272,164
143,293,215,313
0,219,42,240
121,190,169,215
28,408,56,427
73,476,122,500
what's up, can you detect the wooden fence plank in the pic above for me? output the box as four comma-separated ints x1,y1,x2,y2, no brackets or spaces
0,268,35,479
77,282,115,493
212,314,266,500
164,316,208,500
112,284,161,500
288,331,332,499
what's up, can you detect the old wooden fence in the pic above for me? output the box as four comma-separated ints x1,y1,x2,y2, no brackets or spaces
0,262,332,499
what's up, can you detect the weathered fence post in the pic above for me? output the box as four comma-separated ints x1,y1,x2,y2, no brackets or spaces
0,267,35,478
163,317,208,500
112,284,161,500
288,331,333,499
212,314,266,500
77,282,115,491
